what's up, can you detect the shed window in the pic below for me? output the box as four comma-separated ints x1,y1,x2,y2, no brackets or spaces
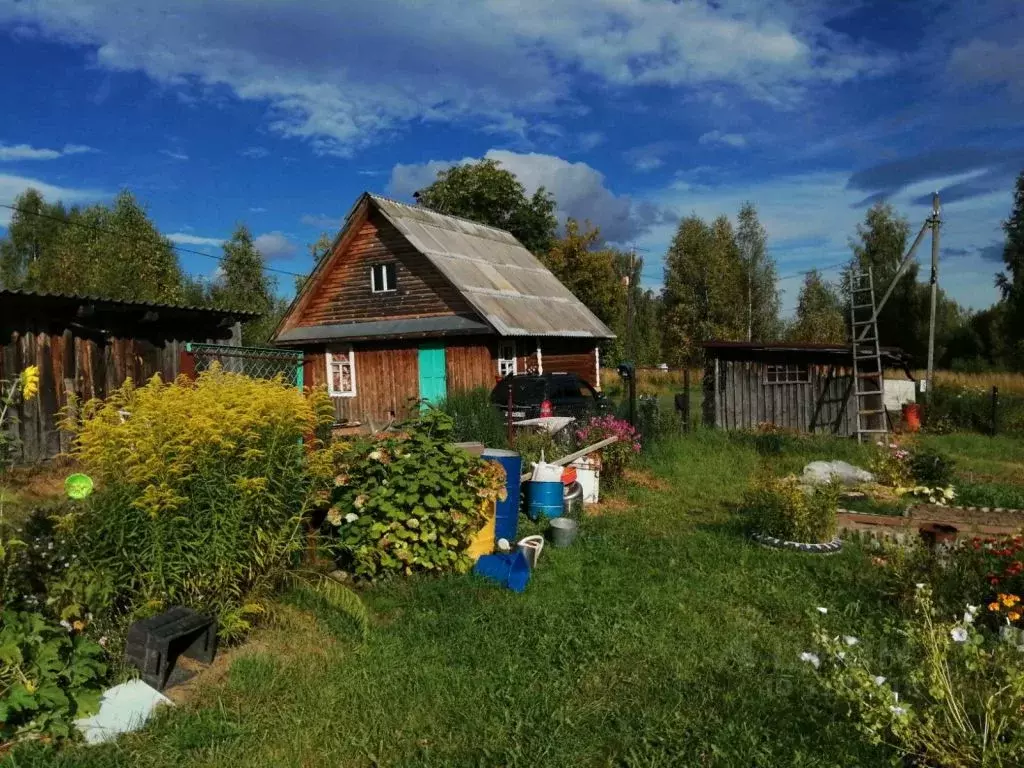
326,347,356,397
498,341,517,377
764,363,810,384
370,263,396,293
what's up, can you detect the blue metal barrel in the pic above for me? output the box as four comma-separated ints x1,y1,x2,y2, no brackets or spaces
482,448,523,543
527,480,565,520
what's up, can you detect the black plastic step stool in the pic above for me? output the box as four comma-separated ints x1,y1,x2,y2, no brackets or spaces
124,607,217,691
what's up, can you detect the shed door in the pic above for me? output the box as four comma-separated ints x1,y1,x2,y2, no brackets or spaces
418,342,447,407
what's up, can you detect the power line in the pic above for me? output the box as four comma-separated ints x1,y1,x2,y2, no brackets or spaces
0,202,310,279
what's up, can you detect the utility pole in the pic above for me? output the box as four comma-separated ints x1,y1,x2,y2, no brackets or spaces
624,248,636,365
926,192,941,404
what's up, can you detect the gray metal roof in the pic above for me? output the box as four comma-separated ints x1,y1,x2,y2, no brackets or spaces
368,195,615,339
0,288,259,318
275,315,492,345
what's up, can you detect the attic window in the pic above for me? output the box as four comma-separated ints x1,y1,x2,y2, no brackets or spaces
764,363,810,384
371,263,396,293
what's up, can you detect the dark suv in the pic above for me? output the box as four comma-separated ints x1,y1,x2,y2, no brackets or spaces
491,373,609,420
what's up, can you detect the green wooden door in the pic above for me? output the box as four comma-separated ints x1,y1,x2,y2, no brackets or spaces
418,342,447,407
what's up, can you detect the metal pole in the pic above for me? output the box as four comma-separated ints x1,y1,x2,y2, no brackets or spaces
925,193,941,404
626,249,636,365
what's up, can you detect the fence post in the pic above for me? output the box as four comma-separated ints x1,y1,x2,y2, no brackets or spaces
682,368,691,433
295,353,304,391
991,386,999,436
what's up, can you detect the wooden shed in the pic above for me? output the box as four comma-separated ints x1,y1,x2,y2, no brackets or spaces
702,341,913,436
1,289,253,463
273,193,614,429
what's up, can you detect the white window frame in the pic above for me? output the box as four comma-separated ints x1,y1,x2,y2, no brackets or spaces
498,341,517,377
326,347,357,397
370,263,396,293
764,363,810,385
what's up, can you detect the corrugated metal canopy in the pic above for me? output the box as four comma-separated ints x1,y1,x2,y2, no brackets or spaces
369,195,615,339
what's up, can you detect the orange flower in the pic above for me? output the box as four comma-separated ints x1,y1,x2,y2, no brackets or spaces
989,602,1002,612
1010,611,1022,622
1001,593,1021,608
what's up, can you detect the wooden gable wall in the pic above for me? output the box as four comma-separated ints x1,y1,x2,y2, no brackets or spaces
292,207,475,330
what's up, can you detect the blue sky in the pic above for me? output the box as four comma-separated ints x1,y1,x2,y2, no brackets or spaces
0,0,1021,316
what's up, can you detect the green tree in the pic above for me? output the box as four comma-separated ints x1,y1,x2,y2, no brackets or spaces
997,171,1024,367
211,225,285,344
546,219,626,349
786,270,846,343
661,215,745,365
0,189,69,289
736,202,781,341
414,159,557,254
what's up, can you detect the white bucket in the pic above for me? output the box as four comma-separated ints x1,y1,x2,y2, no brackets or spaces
571,457,600,503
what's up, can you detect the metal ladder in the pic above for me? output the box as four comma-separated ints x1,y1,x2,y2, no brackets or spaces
849,267,887,443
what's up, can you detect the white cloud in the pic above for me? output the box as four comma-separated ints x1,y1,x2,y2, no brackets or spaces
0,1,891,155
0,173,105,226
698,131,748,148
254,231,297,260
0,142,98,161
624,142,678,172
949,39,1024,101
300,213,341,229
159,149,189,161
241,147,269,159
249,206,267,213
389,149,676,243
167,233,223,247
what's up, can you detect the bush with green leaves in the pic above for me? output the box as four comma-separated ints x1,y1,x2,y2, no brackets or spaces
908,447,956,488
436,387,509,448
326,410,506,579
807,587,1024,767
0,608,107,742
743,475,839,543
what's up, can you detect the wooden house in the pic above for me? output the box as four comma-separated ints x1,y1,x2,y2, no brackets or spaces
273,193,614,428
0,289,253,463
702,341,913,436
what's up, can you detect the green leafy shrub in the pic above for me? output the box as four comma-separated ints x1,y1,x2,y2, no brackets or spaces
925,384,1024,436
0,608,107,741
61,369,337,641
511,428,560,467
730,424,808,456
436,388,508,448
326,410,506,579
575,415,641,481
956,482,1024,510
908,448,956,488
743,475,838,543
808,587,1024,767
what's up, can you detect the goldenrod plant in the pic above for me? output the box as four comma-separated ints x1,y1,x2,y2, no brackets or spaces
59,367,361,642
0,365,38,469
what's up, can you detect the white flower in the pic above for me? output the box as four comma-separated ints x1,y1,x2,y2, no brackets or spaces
873,676,887,686
816,607,828,615
915,583,926,590
890,705,906,716
799,652,821,669
59,619,72,631
836,651,846,661
967,604,980,615
369,449,384,461
344,512,359,523
99,636,108,647
963,611,975,625
951,627,969,643
843,636,859,646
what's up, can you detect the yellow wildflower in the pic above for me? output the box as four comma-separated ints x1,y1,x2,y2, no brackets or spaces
72,620,86,631
25,680,37,694
19,365,39,401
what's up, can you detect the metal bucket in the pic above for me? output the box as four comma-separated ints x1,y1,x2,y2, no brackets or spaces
548,517,579,548
562,481,583,520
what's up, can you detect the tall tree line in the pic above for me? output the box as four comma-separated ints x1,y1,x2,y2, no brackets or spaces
0,188,290,344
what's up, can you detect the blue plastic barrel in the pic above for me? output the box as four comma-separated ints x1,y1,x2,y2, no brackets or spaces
527,480,565,520
483,449,523,543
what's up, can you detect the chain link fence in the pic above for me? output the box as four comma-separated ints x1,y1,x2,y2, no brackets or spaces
185,343,304,388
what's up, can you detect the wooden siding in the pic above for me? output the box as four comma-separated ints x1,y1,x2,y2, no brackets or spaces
297,209,473,328
704,360,856,435
1,331,195,463
539,339,600,387
446,340,497,393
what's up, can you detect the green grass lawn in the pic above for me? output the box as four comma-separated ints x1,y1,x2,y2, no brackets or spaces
5,432,960,767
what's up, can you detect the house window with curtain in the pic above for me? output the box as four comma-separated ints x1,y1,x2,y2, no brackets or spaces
764,363,810,384
326,347,356,396
497,341,517,377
